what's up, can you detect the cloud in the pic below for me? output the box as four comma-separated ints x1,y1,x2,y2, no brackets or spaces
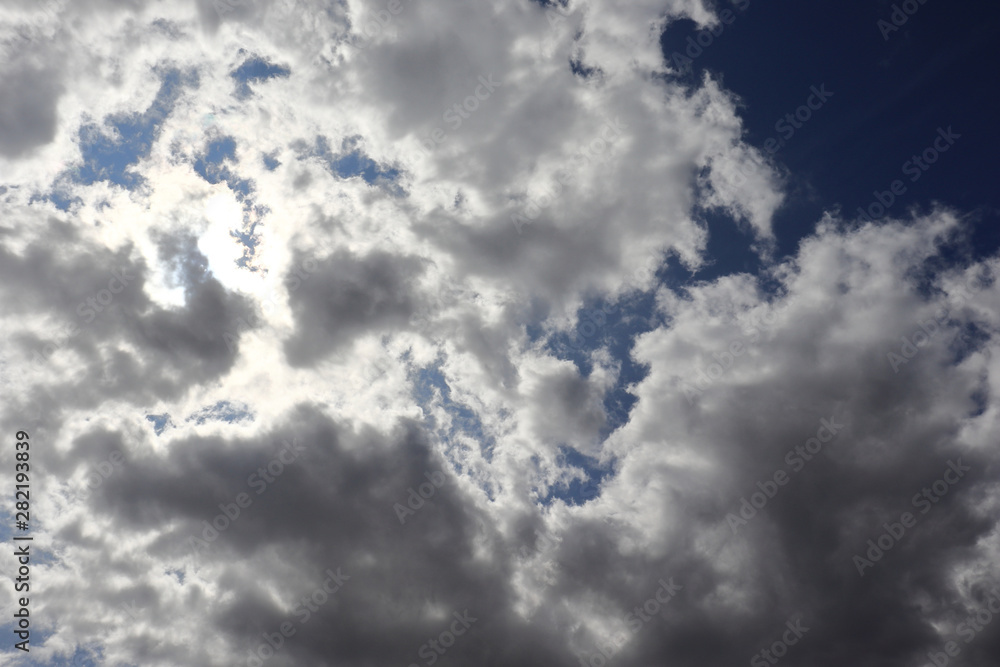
1,1,998,666
0,63,63,157
282,247,427,366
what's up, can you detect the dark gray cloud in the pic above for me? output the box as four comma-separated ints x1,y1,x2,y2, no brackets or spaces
0,64,63,157
78,405,588,666
282,248,427,366
1,222,257,428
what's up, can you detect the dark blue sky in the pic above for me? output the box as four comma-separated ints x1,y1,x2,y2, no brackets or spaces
663,0,1000,278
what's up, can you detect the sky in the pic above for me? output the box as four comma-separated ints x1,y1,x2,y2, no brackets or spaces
1,0,999,666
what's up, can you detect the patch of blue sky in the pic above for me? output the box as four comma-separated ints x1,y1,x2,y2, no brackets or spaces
529,0,569,9
44,644,118,667
47,646,103,667
311,135,405,195
262,151,281,171
193,136,254,198
538,445,612,507
145,413,171,435
72,68,191,190
34,189,82,212
569,58,599,79
231,55,290,99
412,365,496,464
543,288,659,438
662,2,1000,265
949,321,992,366
186,400,254,426
230,220,265,269
0,626,56,662
534,289,663,506
693,208,767,283
36,68,191,209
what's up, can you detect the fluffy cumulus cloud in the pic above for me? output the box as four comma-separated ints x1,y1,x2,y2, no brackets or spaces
0,0,999,666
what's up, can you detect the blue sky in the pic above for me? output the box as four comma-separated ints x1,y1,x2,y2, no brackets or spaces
668,0,1000,270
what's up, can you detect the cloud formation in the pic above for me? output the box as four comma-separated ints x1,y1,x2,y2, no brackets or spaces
1,1,998,666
